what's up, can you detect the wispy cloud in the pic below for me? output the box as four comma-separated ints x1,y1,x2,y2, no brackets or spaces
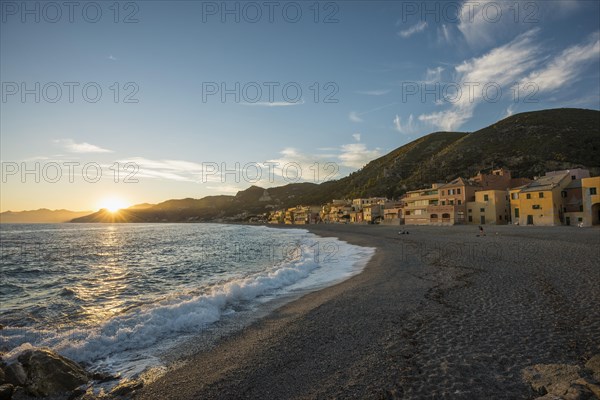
398,21,427,38
352,133,361,142
520,31,600,93
338,143,381,168
55,139,113,153
108,54,117,61
350,103,397,123
242,100,305,107
418,29,541,131
417,29,599,132
349,111,364,122
394,114,419,135
355,89,390,96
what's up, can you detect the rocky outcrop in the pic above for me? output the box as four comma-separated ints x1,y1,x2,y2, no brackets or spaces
522,358,600,399
0,384,14,400
0,348,89,398
109,379,143,397
585,355,600,382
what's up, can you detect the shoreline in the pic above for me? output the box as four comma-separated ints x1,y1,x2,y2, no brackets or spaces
137,224,599,399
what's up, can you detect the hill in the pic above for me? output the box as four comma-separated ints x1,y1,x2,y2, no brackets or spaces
0,209,94,223
71,108,599,223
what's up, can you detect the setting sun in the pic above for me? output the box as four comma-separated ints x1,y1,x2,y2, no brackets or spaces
99,197,128,213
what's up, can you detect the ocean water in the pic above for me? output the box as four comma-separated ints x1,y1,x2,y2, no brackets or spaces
0,223,374,381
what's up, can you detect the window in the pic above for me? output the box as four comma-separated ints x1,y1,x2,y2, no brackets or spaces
441,201,446,206
514,208,520,218
563,207,567,213
591,188,598,195
526,193,531,199
441,190,445,195
457,189,461,194
539,192,544,198
484,194,489,201
580,205,583,212
468,209,472,213
449,200,454,205
571,175,576,180
480,208,485,212
511,193,518,200
468,216,473,222
578,217,583,222
561,191,567,198
458,200,462,205
532,205,541,210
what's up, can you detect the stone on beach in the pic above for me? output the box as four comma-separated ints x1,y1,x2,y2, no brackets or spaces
522,362,600,399
1,348,89,398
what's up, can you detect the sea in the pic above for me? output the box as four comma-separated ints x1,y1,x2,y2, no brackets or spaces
0,223,374,386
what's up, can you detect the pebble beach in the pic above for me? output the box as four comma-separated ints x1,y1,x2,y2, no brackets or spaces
137,224,600,399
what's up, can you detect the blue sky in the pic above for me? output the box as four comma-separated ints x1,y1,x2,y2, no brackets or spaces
1,0,599,211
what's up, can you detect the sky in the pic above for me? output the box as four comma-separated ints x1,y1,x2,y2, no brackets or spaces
1,0,599,211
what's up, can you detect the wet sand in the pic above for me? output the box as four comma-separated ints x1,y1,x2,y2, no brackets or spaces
137,224,600,399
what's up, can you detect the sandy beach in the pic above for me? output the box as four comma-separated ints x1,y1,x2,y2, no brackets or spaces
136,224,600,399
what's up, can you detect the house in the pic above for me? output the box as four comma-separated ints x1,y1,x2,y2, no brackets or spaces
509,171,577,226
403,184,441,225
363,203,384,224
382,201,404,225
466,190,509,225
293,206,321,224
562,180,584,226
429,177,480,225
581,176,600,226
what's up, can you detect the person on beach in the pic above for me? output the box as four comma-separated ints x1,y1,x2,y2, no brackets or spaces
478,225,486,236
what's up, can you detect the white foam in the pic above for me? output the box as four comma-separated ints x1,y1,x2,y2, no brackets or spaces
0,230,375,378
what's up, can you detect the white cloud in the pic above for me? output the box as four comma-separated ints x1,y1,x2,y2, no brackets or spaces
108,55,117,61
355,89,390,96
55,139,113,153
338,143,381,168
504,104,516,118
352,133,361,142
349,111,364,122
438,24,451,44
520,32,600,93
424,67,444,84
394,114,419,135
419,29,541,131
398,21,428,38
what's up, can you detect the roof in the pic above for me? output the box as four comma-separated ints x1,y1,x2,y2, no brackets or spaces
565,179,582,190
439,177,482,189
520,172,570,192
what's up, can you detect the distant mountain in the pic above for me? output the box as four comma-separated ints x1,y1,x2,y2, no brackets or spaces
71,108,599,223
0,209,94,223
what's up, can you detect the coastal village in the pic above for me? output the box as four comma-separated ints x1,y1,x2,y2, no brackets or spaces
264,168,600,228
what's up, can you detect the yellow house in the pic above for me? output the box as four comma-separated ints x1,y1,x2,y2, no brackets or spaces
467,190,509,225
509,171,573,226
582,176,600,226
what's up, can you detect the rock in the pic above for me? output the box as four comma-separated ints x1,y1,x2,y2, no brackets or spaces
91,371,119,383
17,348,89,397
584,354,600,382
9,386,29,400
4,363,27,386
573,377,600,398
522,364,581,396
0,368,5,384
109,379,143,397
0,384,14,400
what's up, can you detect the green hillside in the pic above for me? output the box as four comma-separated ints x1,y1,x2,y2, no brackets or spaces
71,108,600,223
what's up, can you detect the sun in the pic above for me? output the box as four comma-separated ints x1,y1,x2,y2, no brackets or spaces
99,197,128,213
